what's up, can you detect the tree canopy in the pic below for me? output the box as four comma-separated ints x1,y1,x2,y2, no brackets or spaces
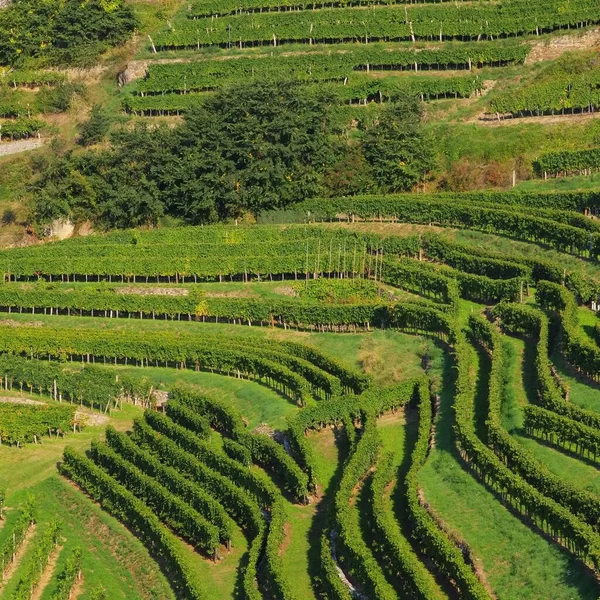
29,82,435,230
0,0,137,67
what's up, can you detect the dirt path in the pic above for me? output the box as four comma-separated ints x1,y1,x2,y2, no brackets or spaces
69,572,85,599
471,110,600,127
0,139,44,157
71,574,84,600
0,397,45,406
30,545,64,600
0,522,37,592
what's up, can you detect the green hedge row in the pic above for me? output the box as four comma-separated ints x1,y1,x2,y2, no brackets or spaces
135,42,527,90
142,410,275,506
287,380,419,486
130,417,264,599
153,0,600,49
523,405,600,463
0,500,34,575
12,521,61,600
534,147,600,178
105,426,235,544
492,302,600,432
536,281,600,381
405,378,490,600
367,450,444,600
333,411,397,599
89,440,221,557
453,329,600,571
50,548,82,600
288,196,600,258
470,314,600,529
0,403,76,446
60,447,209,600
0,354,129,412
0,326,320,406
170,389,309,500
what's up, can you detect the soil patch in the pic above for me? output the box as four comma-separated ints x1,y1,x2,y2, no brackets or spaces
31,545,63,600
0,397,45,406
278,522,292,557
273,285,298,297
0,522,36,591
0,319,43,327
526,28,600,64
204,289,257,298
117,287,189,296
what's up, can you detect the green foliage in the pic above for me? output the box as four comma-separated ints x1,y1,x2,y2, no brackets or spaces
0,118,44,141
133,42,527,94
12,520,61,600
50,548,82,600
59,447,208,600
33,81,340,227
469,314,600,530
368,451,444,600
492,301,600,432
403,379,491,600
152,0,600,49
169,388,309,500
293,195,600,258
452,328,600,573
490,54,600,117
89,440,221,556
129,416,265,599
0,0,137,67
534,147,600,177
0,499,34,573
0,353,138,411
536,281,600,381
78,104,113,146
362,97,435,193
294,279,378,303
104,425,235,543
333,412,397,599
0,403,76,446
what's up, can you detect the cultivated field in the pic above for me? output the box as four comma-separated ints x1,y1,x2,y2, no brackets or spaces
2,190,600,599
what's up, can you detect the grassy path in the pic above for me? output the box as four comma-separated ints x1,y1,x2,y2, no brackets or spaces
279,427,341,599
502,335,600,497
367,410,447,599
418,349,599,600
551,352,600,414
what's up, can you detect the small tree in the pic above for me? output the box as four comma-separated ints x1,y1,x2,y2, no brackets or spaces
78,104,112,146
361,94,436,193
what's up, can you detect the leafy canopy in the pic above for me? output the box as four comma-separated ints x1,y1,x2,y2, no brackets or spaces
0,0,137,67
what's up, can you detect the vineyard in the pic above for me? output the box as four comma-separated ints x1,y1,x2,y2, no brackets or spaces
1,189,600,598
117,0,600,137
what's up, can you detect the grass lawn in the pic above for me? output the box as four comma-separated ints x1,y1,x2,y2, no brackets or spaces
551,352,600,414
115,365,299,430
578,305,598,342
418,348,599,600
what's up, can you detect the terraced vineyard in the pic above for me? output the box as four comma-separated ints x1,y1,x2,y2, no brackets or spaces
2,189,600,598
121,0,600,122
